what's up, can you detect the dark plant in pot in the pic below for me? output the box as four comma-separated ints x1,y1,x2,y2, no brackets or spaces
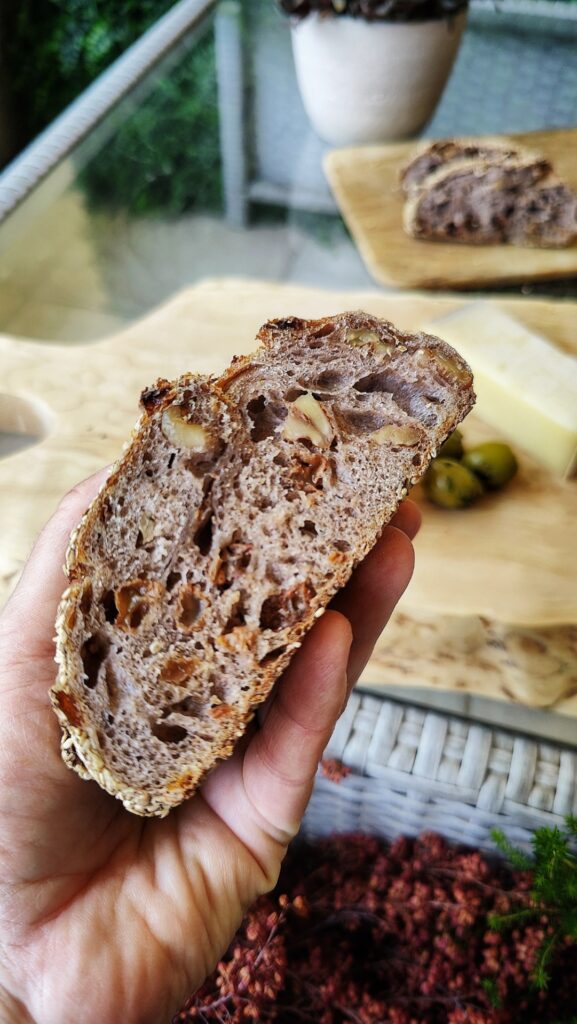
278,0,469,145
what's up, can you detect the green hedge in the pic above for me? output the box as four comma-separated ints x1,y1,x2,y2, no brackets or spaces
2,0,222,217
3,0,175,141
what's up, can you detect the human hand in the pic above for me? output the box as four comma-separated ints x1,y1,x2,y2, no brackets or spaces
0,472,419,1024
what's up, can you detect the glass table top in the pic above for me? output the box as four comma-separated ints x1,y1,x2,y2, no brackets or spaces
1,0,577,746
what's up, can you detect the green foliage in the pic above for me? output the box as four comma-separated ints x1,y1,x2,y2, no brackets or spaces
2,1,176,143
490,828,533,871
78,35,222,217
1,1,222,218
480,977,503,1010
492,818,577,990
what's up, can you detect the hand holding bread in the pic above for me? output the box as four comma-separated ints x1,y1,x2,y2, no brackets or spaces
0,465,418,1024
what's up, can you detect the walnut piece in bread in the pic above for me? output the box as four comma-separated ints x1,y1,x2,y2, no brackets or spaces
52,313,474,817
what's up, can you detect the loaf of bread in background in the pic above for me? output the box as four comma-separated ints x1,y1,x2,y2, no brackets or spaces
51,313,474,817
401,137,577,248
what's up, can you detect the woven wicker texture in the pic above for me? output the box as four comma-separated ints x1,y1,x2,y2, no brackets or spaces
302,693,577,852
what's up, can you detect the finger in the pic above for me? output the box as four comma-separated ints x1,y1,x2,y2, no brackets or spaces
1,469,109,658
331,525,414,687
201,611,352,851
389,498,422,540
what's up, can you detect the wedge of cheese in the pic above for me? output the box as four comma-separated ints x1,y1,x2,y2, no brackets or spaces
423,302,577,478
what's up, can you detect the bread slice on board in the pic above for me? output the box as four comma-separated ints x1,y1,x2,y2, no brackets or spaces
51,313,474,817
401,138,577,248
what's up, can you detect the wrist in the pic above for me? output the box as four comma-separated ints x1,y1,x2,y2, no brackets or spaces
0,985,35,1024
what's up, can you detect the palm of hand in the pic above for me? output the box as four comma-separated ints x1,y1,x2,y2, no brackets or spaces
0,477,417,1024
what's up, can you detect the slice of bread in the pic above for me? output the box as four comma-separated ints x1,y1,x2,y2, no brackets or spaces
51,313,474,817
403,158,577,248
400,139,577,248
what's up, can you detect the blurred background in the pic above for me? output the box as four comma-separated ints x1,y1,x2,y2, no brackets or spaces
0,0,576,342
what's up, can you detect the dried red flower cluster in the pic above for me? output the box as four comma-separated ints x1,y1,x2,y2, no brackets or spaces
320,758,352,783
176,832,577,1024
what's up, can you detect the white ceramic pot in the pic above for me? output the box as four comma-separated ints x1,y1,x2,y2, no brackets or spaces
291,10,467,146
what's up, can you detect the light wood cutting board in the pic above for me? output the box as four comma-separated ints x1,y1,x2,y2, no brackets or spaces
324,129,577,290
1,278,577,710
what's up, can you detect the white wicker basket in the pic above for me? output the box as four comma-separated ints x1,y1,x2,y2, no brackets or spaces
302,691,577,853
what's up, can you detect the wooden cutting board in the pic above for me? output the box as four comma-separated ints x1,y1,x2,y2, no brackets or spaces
324,128,577,290
2,278,577,710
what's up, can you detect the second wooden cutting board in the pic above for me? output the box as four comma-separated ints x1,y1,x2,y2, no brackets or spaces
324,128,577,290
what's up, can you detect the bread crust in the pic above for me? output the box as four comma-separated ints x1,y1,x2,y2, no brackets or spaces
400,136,549,193
52,313,474,817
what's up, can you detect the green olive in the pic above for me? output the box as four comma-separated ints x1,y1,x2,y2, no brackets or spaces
437,429,464,460
423,458,484,509
462,442,518,490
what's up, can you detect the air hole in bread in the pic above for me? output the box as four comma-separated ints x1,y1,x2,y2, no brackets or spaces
310,322,336,338
247,395,287,442
353,370,392,394
162,696,200,718
284,388,306,403
157,651,196,684
300,520,317,537
412,453,422,467
193,512,214,556
79,581,93,615
337,407,389,434
81,633,109,689
209,677,226,701
115,580,160,632
259,644,288,666
357,369,438,424
151,722,188,744
128,603,149,629
334,539,351,553
101,590,118,624
216,535,252,588
167,453,176,470
223,594,247,634
303,368,352,392
166,570,181,591
176,585,203,630
291,452,335,492
260,581,315,631
105,663,119,711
